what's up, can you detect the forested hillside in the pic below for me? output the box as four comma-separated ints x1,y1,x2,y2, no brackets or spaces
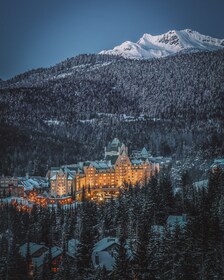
0,51,223,176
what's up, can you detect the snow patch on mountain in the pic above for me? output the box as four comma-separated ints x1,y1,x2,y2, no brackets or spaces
100,29,224,59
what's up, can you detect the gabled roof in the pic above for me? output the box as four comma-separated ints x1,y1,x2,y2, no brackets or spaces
67,175,74,180
95,161,111,170
93,237,119,253
50,175,56,180
131,159,143,165
50,167,60,171
111,138,121,145
140,147,149,158
20,242,48,258
106,138,123,152
32,246,63,268
167,215,187,228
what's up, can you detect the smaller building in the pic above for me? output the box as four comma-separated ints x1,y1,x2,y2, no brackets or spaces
33,246,75,273
92,237,119,271
47,167,75,197
21,177,49,194
0,176,18,198
11,183,24,197
105,138,127,157
131,147,152,159
33,246,63,273
166,214,187,231
20,243,75,274
20,242,48,259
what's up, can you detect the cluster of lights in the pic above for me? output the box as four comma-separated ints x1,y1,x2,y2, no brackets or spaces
11,200,31,212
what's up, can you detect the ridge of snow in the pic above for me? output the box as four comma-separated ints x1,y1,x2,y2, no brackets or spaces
99,29,224,59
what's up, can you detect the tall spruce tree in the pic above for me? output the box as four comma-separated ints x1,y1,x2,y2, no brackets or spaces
112,235,131,280
133,211,150,279
77,200,98,277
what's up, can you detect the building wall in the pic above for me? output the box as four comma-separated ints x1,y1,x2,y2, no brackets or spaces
0,176,18,198
75,154,154,194
50,172,72,197
11,186,24,197
49,147,159,197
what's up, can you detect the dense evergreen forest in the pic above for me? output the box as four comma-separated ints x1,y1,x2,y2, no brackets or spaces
1,170,224,279
0,51,224,176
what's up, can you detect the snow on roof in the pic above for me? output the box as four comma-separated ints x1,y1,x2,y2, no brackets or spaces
111,138,121,145
193,180,208,190
211,159,224,169
28,179,39,186
88,161,111,170
151,225,165,234
20,242,48,258
68,239,80,255
22,180,34,191
214,159,224,164
51,167,60,171
3,197,30,205
93,237,119,253
131,159,143,165
20,177,48,190
167,215,187,228
141,147,149,157
32,246,62,268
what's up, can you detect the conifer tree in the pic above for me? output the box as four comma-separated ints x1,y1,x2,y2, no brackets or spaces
77,200,98,277
133,211,150,279
112,235,131,280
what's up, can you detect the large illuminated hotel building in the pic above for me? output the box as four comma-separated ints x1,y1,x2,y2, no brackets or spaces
47,138,161,199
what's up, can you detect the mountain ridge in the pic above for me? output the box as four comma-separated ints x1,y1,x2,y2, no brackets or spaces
100,29,224,59
0,50,223,175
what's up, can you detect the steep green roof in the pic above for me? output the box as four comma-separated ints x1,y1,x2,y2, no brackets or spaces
106,138,122,152
105,155,119,165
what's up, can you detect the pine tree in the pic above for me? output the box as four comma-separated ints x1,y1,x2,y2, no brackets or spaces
53,246,71,280
94,266,110,280
41,247,53,280
6,238,28,280
133,211,150,279
77,200,98,277
160,173,174,211
112,235,131,280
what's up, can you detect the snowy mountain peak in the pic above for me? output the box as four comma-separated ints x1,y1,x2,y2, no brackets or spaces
100,29,224,59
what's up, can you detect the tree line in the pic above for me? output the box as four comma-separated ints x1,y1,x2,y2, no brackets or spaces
0,169,224,279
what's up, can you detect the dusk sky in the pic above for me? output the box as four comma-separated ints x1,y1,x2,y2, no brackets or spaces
1,0,224,80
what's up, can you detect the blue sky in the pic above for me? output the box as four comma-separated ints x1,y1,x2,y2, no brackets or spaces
1,0,224,79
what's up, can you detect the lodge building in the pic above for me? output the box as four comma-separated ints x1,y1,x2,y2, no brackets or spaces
47,138,159,199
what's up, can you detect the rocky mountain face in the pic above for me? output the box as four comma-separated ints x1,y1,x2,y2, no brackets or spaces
100,29,224,59
0,50,223,176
